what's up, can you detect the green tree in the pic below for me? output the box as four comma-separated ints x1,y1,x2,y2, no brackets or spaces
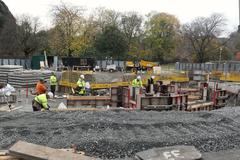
51,2,85,56
94,25,127,60
36,30,51,55
120,12,143,52
71,16,99,57
145,12,180,62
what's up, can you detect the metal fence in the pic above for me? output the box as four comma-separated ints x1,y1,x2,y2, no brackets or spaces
0,59,31,69
96,60,125,69
176,62,240,72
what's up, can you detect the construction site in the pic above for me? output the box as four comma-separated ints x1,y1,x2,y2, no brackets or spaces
2,0,240,159
1,58,240,160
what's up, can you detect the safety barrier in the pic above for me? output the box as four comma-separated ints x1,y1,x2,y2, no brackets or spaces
59,80,130,90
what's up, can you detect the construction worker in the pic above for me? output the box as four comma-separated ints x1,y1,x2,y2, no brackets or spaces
50,72,57,97
76,75,86,95
0,83,15,96
131,76,143,101
146,76,155,93
132,76,143,88
32,78,47,95
32,92,53,111
85,81,91,96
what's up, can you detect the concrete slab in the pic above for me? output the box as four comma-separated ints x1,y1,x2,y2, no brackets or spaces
135,146,201,160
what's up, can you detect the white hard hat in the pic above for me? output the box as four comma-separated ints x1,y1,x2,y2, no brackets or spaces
80,75,85,79
151,76,155,79
47,92,54,99
137,76,141,80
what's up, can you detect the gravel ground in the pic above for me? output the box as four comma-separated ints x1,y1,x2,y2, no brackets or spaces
1,108,240,159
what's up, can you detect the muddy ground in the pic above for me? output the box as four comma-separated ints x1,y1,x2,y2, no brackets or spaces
1,107,240,159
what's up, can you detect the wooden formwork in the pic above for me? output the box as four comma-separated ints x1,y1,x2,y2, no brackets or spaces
212,89,227,109
111,87,118,107
167,85,175,93
141,96,173,110
66,96,111,107
140,94,188,111
180,88,201,96
180,88,202,102
123,87,143,109
187,102,214,111
122,87,130,108
110,87,124,107
171,94,188,111
170,81,189,88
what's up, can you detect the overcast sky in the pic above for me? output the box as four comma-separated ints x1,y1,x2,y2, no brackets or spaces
3,0,239,34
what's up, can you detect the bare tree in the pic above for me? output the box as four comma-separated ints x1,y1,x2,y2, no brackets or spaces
16,15,41,58
182,14,226,63
92,7,121,32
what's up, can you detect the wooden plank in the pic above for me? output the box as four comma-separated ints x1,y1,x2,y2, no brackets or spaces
53,108,107,111
181,88,199,92
129,100,136,105
9,141,100,160
67,96,111,101
190,102,213,108
142,105,174,110
170,94,188,98
0,151,8,156
0,156,19,160
0,150,19,160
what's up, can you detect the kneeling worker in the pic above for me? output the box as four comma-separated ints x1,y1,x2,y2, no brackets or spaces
76,75,86,96
32,92,53,111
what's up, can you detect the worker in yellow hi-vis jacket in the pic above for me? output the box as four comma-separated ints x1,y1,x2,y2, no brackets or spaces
50,72,57,97
32,92,53,111
131,76,143,101
132,76,143,88
76,75,86,95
